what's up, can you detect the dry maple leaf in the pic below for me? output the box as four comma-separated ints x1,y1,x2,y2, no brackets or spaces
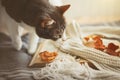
84,37,90,41
107,43,119,51
83,36,106,50
39,51,58,63
93,36,106,51
84,35,120,57
105,43,119,56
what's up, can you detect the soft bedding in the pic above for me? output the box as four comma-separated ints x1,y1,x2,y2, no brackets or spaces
0,33,34,80
31,21,120,80
0,21,120,80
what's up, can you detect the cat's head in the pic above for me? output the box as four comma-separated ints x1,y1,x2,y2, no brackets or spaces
35,5,70,40
2,0,70,40
23,0,70,40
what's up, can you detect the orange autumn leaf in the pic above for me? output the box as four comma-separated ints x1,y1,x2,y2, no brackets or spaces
83,35,106,50
93,36,101,40
84,37,90,41
39,51,58,63
95,45,106,51
84,35,120,57
93,36,106,51
43,51,57,57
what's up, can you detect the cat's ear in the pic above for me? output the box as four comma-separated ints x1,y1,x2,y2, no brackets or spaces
57,4,70,14
41,17,55,28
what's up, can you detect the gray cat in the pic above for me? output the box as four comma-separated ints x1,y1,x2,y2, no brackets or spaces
0,0,70,54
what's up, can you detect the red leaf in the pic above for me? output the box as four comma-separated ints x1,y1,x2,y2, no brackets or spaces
107,43,119,51
84,35,120,56
105,49,119,56
105,43,119,56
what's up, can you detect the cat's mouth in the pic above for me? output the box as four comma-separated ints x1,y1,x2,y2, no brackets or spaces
52,35,62,40
38,34,60,41
36,27,63,41
36,30,61,41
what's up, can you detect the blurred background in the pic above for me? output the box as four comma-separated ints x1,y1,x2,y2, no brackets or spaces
50,0,120,24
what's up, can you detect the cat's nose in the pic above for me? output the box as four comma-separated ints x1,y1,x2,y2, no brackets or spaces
59,35,62,38
54,35,61,39
55,29,61,34
52,29,63,40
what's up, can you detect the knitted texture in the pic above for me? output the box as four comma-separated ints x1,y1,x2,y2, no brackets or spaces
33,21,120,80
56,21,120,73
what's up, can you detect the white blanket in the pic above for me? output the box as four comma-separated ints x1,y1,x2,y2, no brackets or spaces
33,21,120,80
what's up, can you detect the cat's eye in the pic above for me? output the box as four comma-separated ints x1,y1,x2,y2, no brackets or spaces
46,19,56,26
46,25,54,29
41,18,56,29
